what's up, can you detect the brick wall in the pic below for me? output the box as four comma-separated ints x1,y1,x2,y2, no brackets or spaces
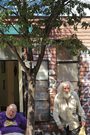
78,51,90,135
50,17,90,49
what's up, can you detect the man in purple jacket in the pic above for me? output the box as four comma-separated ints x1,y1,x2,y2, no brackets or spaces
0,104,27,135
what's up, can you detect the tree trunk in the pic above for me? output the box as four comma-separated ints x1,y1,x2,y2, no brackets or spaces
25,75,35,135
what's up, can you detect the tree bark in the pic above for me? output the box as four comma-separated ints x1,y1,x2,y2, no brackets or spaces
25,75,35,135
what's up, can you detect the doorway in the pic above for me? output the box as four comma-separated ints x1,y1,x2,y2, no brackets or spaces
0,60,19,111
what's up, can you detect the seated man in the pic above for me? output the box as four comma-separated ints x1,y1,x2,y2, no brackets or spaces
0,104,27,135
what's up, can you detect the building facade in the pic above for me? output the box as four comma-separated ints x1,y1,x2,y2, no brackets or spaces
0,17,90,135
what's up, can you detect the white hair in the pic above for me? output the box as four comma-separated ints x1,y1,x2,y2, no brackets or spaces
7,104,17,111
57,81,73,94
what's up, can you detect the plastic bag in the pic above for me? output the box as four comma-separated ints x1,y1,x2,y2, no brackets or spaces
79,126,86,135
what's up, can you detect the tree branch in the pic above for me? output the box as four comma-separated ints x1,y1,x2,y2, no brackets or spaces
44,0,71,35
33,39,46,78
0,30,30,75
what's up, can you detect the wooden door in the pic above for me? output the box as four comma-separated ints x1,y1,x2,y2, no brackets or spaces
0,60,19,111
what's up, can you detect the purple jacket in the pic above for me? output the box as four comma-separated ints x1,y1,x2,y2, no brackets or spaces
0,112,27,134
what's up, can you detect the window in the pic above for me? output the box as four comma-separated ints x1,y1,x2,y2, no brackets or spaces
57,60,78,89
35,61,49,121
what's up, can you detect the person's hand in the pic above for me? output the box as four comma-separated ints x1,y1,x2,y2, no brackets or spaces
81,121,86,127
58,126,67,135
58,125,64,131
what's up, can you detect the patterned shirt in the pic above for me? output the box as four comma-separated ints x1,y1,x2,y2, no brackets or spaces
0,112,27,134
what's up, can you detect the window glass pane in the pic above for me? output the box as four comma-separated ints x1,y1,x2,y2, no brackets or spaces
57,62,78,90
57,63,78,81
35,81,49,100
36,61,49,80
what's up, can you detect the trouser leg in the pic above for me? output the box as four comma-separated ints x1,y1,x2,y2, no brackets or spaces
60,126,80,135
70,127,80,135
60,129,67,135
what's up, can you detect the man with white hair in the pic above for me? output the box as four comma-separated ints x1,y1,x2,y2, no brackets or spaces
53,81,86,135
0,104,27,135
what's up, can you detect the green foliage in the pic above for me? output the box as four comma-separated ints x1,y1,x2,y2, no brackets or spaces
82,21,90,29
0,0,90,51
54,35,87,56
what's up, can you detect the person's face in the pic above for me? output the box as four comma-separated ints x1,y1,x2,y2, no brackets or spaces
63,84,70,93
6,107,16,119
63,84,71,99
